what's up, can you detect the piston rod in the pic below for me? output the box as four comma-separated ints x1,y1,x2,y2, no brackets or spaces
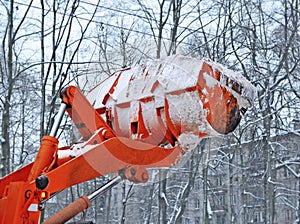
88,176,122,201
49,103,67,137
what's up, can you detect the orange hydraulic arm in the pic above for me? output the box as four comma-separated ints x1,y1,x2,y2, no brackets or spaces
0,86,183,224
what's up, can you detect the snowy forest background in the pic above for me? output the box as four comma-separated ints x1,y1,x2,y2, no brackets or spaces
0,0,300,223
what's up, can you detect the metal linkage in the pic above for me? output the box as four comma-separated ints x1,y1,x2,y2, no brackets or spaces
49,103,67,137
88,176,122,201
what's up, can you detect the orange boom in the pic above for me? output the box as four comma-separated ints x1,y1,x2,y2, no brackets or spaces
0,55,255,223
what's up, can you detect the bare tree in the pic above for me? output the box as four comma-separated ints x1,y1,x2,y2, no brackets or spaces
0,0,34,176
168,141,206,223
39,0,101,137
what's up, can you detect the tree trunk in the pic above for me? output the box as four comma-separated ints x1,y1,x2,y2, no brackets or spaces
1,0,14,177
228,153,236,223
145,183,155,223
158,170,168,224
202,164,210,224
40,0,45,139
